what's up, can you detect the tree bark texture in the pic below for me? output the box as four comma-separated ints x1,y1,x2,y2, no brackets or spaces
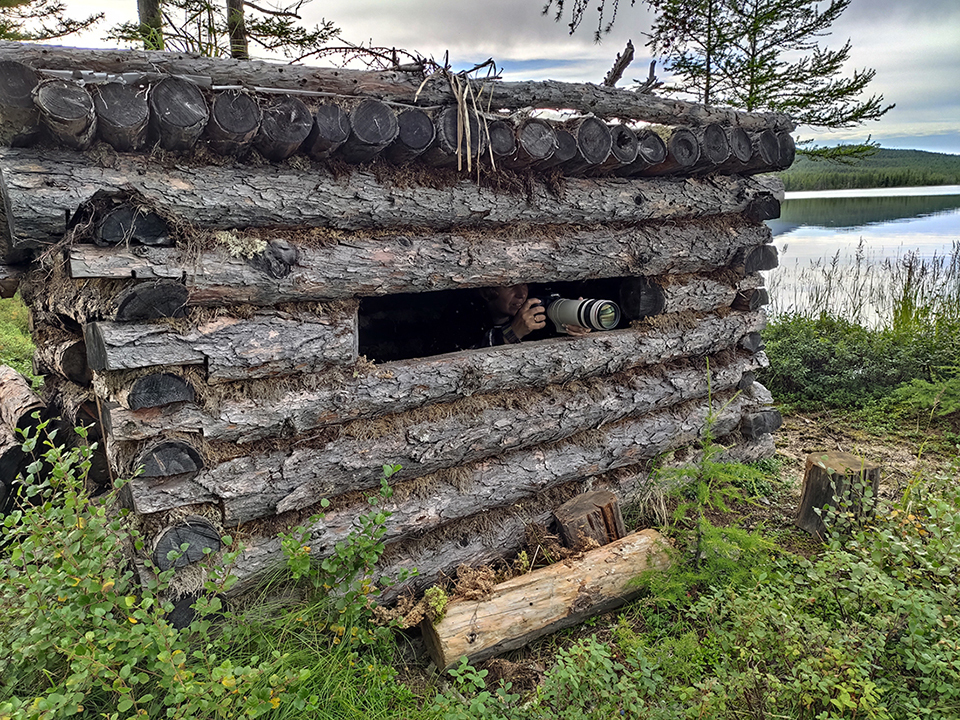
32,329,91,386
0,145,784,259
121,350,761,523
216,391,748,594
84,306,358,380
422,529,671,670
66,218,774,305
101,310,766,446
0,42,794,132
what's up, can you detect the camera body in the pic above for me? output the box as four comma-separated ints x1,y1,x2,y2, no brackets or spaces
541,294,621,334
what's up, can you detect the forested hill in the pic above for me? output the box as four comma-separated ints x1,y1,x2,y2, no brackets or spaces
778,148,960,191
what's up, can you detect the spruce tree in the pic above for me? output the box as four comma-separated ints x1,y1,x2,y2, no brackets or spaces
544,0,894,161
0,0,101,41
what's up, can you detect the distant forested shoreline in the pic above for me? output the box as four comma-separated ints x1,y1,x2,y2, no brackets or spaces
778,148,960,191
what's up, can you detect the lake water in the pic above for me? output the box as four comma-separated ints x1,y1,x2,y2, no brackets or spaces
764,185,960,319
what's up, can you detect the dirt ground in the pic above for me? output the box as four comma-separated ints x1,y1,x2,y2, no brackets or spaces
774,411,954,502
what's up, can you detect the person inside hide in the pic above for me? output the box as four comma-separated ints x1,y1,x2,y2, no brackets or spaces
475,283,591,347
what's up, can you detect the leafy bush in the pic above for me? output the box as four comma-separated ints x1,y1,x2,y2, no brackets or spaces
761,313,955,410
0,426,418,720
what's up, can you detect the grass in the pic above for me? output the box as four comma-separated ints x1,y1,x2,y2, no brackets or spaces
761,242,960,424
0,295,35,380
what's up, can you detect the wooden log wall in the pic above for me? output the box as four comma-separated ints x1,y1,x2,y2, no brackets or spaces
1,43,787,601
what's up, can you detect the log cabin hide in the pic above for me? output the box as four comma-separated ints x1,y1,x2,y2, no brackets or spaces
0,41,788,600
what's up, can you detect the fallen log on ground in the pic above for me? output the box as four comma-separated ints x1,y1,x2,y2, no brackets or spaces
421,529,672,670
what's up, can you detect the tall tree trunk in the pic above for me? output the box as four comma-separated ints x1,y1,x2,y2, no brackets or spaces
226,0,249,60
137,0,164,51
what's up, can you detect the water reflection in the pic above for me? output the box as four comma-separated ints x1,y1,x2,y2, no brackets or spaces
768,191,960,236
764,186,960,321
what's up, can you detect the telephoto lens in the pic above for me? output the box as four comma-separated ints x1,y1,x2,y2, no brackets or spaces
545,297,621,333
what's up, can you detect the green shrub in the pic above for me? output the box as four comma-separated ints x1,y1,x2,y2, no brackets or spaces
760,313,951,409
0,426,419,720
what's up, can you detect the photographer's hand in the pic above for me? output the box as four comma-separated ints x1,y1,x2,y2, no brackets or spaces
563,324,591,337
511,298,547,339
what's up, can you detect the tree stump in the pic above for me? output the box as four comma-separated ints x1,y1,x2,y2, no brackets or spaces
796,451,881,538
555,490,626,548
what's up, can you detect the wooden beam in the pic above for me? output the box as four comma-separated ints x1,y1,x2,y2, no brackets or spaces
84,305,358,380
214,391,748,593
0,42,794,131
0,145,784,257
422,529,672,670
67,219,774,305
123,351,761,521
101,310,766,444
374,433,777,602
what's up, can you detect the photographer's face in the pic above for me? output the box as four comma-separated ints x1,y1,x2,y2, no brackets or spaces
489,284,529,317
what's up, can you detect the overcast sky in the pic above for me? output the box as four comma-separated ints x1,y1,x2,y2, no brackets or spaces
62,0,960,154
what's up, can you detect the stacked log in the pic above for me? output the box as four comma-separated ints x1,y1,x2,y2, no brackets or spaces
0,42,788,602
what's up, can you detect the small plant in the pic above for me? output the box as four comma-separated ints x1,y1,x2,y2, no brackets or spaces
279,464,410,650
424,586,449,623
